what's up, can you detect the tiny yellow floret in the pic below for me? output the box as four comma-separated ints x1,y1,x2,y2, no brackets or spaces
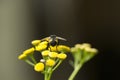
40,41,48,45
76,43,91,50
57,45,70,52
84,47,92,52
82,43,91,47
90,48,98,53
23,47,35,55
48,52,58,58
75,44,82,48
34,62,44,72
57,53,67,59
41,50,50,56
46,59,55,67
18,54,27,60
35,45,47,51
31,40,41,46
35,41,48,51
84,47,98,54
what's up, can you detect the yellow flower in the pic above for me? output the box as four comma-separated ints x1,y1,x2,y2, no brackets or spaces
57,53,67,60
57,45,70,52
35,45,47,51
48,46,57,52
34,62,44,72
23,47,35,55
46,59,55,67
41,50,50,57
48,52,58,58
18,54,27,60
40,41,48,45
31,40,41,46
35,41,48,51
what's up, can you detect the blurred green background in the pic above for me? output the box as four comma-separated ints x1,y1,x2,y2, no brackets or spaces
0,0,120,80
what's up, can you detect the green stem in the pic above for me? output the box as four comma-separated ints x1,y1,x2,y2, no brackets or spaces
68,63,83,80
52,60,62,71
29,54,37,64
44,71,52,80
25,59,34,66
45,73,48,80
44,66,53,80
47,72,53,80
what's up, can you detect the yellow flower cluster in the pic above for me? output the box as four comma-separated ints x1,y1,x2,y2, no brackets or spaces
71,43,98,64
34,47,68,72
71,43,98,54
18,39,70,73
18,36,98,80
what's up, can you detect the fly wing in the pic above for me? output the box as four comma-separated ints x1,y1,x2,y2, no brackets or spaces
56,36,67,41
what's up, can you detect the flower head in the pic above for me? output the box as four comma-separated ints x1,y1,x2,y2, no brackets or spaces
34,62,44,72
41,50,50,57
35,41,48,51
57,53,67,60
23,47,35,55
57,45,70,52
48,52,58,58
85,47,98,54
90,48,98,53
31,40,41,46
18,54,27,60
46,59,55,67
